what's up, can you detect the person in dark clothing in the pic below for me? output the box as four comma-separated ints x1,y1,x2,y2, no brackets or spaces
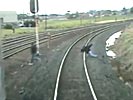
31,42,37,55
81,44,93,53
29,42,37,65
85,44,93,54
81,43,98,57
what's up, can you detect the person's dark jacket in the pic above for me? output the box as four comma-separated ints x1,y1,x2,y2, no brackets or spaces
31,44,37,54
81,44,92,53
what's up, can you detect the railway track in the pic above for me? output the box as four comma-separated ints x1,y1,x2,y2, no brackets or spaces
1,22,120,59
2,20,130,98
2,21,120,42
53,22,128,100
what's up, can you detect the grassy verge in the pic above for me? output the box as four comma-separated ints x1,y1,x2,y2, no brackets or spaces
111,23,133,82
0,28,34,37
0,15,133,38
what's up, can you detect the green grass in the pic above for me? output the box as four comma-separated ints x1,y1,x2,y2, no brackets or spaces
111,23,133,60
46,19,90,29
111,24,133,81
0,14,133,38
0,28,35,37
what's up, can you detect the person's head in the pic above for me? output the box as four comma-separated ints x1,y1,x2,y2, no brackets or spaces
31,42,36,45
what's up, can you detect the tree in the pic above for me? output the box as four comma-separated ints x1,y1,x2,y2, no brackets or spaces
130,7,133,14
65,11,70,19
65,12,79,19
112,10,117,15
17,14,29,20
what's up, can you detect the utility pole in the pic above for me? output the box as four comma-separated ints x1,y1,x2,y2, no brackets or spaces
30,0,40,54
35,14,39,54
44,14,47,30
0,18,3,59
0,18,3,36
80,16,82,25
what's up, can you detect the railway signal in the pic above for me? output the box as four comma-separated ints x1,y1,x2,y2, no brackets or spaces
30,0,39,14
30,0,40,54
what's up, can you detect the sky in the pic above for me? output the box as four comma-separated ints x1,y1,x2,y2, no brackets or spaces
0,0,132,14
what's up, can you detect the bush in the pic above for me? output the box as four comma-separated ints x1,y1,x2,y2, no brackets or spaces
4,24,13,29
24,21,35,27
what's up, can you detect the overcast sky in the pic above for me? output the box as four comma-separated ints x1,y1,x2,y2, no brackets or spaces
0,0,132,14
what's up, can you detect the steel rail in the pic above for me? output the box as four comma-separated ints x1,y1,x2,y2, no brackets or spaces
1,22,112,42
53,26,112,100
1,25,100,48
2,33,67,59
82,30,107,100
2,24,113,59
2,26,91,52
82,33,101,100
2,21,127,59
1,20,127,44
82,23,128,100
2,34,66,59
3,21,125,57
53,22,128,100
2,21,118,45
2,23,109,45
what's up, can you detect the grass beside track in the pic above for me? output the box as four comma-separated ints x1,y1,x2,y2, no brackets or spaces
111,23,133,82
0,15,133,38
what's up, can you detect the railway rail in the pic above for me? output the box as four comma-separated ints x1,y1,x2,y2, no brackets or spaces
2,21,121,42
1,21,130,100
1,22,121,59
53,22,128,100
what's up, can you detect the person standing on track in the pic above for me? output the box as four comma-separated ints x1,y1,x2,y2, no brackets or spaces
29,42,37,65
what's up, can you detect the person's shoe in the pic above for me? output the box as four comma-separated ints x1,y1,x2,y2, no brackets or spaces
28,63,33,65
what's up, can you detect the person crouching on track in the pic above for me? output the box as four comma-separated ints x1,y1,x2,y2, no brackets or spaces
81,43,98,57
29,42,37,65
81,44,92,54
